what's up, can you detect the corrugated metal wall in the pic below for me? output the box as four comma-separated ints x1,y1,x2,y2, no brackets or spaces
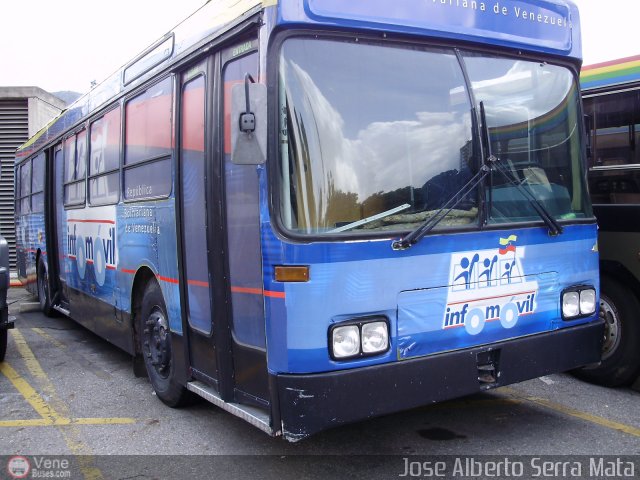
0,99,28,270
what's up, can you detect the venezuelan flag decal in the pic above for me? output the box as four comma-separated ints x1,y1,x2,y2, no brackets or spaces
499,235,517,255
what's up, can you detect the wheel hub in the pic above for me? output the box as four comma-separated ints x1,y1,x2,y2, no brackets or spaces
145,308,171,377
600,297,620,360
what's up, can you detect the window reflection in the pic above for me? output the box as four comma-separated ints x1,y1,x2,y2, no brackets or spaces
278,38,591,236
279,38,477,234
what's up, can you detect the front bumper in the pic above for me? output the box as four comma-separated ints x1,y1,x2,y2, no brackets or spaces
275,319,604,441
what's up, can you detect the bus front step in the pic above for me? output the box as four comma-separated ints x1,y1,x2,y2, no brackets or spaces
186,381,275,436
53,305,71,316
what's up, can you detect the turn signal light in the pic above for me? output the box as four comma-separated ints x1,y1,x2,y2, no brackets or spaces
274,265,309,282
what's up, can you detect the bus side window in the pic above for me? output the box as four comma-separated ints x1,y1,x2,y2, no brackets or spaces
89,106,121,205
587,91,640,205
123,77,173,201
14,169,19,216
19,161,31,214
63,133,87,207
31,153,45,213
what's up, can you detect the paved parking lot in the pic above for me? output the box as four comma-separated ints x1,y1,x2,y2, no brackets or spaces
1,288,639,478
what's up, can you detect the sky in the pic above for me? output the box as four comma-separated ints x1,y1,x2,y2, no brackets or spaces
0,0,637,95
0,0,206,93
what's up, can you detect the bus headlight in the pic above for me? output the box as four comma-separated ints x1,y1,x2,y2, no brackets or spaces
331,325,360,359
330,317,390,360
562,291,580,318
362,321,389,354
562,286,596,319
579,289,596,315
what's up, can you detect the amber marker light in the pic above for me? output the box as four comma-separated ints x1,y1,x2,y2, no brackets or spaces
274,265,310,282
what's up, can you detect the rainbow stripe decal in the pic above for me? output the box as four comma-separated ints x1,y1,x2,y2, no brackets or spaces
581,54,640,91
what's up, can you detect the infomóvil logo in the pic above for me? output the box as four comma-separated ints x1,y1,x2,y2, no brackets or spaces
443,235,538,335
7,456,31,479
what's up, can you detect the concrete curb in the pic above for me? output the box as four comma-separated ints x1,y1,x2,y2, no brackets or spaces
19,302,40,313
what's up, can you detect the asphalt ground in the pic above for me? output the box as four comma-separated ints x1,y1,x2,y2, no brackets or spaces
0,288,638,479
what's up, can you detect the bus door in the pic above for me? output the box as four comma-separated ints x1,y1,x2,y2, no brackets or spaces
220,44,269,406
52,143,69,305
179,57,220,385
178,44,269,407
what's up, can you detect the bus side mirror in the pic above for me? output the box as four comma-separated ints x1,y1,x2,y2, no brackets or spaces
584,114,593,160
231,75,267,165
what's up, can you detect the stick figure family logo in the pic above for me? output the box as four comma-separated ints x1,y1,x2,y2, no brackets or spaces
443,235,538,335
7,456,30,479
66,217,117,287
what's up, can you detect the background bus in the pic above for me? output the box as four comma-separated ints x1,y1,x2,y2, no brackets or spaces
579,55,640,387
15,0,602,440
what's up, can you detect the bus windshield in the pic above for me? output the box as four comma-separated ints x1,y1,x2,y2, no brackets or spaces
463,52,592,224
278,37,591,235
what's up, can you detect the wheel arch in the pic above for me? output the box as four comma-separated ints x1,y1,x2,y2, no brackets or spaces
574,262,640,386
600,260,640,301
130,266,159,355
27,248,46,297
133,268,192,406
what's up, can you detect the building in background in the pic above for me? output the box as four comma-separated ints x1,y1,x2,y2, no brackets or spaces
0,87,67,272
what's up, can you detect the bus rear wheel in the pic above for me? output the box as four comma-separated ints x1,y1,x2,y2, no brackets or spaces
138,280,190,407
574,276,640,387
37,258,54,317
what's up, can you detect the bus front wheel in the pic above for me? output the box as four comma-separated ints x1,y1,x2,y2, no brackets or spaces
138,280,190,407
574,276,640,387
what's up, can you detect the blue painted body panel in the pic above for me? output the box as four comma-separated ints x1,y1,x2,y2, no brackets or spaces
262,214,598,374
117,200,182,333
277,0,581,60
59,199,182,334
16,212,47,293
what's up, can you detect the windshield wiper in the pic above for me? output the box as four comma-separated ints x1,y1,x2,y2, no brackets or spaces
331,203,411,233
491,162,563,236
392,165,489,250
479,101,563,236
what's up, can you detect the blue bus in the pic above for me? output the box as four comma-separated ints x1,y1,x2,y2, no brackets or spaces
15,0,603,440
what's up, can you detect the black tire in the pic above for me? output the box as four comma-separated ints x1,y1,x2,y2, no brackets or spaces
574,276,640,387
138,280,191,407
37,258,54,317
0,329,6,363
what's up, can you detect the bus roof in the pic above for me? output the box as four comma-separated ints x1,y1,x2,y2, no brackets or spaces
581,54,640,92
17,0,582,160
